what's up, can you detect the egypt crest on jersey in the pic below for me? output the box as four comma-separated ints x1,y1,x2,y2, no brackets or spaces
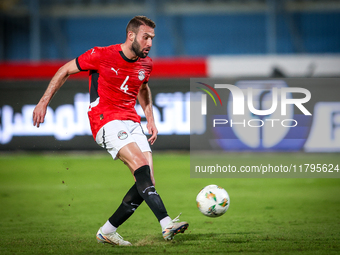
138,69,146,81
76,44,153,139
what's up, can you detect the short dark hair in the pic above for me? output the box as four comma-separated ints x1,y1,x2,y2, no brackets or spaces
126,16,156,36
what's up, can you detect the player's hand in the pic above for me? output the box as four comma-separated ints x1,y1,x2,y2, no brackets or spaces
33,102,47,128
147,122,158,145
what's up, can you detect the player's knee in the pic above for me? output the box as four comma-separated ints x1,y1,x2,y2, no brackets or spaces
120,155,149,171
134,165,151,179
134,165,154,193
136,158,150,169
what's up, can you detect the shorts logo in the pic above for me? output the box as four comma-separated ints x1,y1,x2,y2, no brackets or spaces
138,70,145,81
117,130,128,140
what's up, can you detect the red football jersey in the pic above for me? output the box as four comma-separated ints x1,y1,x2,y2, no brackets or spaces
76,44,153,139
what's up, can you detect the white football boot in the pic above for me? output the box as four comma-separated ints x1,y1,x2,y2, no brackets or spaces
96,227,132,246
162,213,189,241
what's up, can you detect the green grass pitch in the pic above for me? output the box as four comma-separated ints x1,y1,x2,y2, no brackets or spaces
0,152,339,254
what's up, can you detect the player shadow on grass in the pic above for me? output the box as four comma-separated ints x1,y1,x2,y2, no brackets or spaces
133,232,255,246
178,233,253,243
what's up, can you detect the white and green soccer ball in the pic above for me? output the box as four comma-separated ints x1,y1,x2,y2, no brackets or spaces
196,184,230,217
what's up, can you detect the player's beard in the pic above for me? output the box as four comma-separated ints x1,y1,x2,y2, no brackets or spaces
132,37,150,58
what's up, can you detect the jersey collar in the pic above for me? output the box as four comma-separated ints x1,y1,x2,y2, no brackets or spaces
119,48,139,63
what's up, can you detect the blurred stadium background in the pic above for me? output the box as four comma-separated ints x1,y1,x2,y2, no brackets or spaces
1,3,339,254
0,0,340,152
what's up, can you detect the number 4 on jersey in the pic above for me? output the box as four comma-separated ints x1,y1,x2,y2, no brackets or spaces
120,76,129,93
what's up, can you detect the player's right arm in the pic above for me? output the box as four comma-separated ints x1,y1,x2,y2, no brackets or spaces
33,59,80,128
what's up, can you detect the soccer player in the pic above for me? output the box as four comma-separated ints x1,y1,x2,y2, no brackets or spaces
33,16,188,246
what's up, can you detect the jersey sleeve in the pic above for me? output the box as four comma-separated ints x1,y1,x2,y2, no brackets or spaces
76,47,102,71
144,58,153,83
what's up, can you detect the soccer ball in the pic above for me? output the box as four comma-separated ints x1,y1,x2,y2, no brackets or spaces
196,184,230,217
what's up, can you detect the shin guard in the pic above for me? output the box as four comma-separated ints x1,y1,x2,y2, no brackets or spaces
109,183,143,228
134,165,168,221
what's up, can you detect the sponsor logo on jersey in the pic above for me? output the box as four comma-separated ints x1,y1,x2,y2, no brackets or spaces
111,67,119,75
138,70,145,81
117,130,128,140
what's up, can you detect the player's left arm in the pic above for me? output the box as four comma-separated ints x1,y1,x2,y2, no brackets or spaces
138,82,158,145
